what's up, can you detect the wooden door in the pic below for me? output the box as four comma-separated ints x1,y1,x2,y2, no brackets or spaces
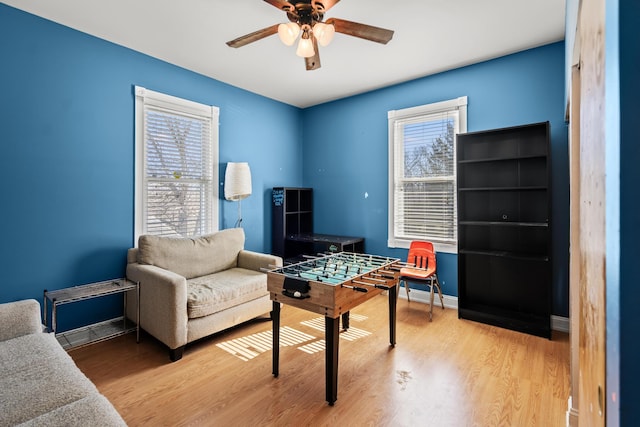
577,0,607,424
567,64,580,426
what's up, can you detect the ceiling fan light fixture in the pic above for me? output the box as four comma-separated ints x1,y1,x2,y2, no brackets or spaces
227,1,394,71
296,34,315,58
277,22,300,46
312,22,335,47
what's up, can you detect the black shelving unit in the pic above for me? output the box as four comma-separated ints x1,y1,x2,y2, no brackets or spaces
271,187,313,259
456,122,551,338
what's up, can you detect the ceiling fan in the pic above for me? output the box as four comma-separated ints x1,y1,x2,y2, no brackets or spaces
226,0,394,71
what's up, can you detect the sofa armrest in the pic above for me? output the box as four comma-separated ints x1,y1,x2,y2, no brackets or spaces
237,250,283,272
126,263,188,350
0,299,42,342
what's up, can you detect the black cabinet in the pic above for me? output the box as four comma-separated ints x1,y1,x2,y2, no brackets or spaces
457,122,551,338
272,187,313,259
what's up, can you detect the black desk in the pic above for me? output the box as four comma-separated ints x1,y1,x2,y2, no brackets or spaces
286,233,364,256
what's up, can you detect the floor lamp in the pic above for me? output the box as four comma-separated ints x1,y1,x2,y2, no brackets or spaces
224,162,252,228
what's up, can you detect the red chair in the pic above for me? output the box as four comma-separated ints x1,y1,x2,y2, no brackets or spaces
399,241,445,321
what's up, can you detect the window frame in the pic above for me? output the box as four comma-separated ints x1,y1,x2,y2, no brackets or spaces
387,96,467,254
134,86,219,243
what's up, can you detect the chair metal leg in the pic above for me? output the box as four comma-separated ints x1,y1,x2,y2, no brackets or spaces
404,280,411,302
435,275,445,310
429,282,435,321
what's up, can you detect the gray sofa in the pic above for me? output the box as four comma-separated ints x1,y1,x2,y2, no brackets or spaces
0,299,126,427
126,228,282,361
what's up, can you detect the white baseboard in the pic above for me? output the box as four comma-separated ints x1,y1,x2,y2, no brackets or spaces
398,287,570,333
397,287,458,309
551,315,570,333
566,396,579,426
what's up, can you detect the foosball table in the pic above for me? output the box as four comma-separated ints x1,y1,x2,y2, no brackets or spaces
267,252,402,405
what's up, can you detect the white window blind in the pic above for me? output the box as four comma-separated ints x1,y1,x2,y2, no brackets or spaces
134,86,219,240
388,97,467,253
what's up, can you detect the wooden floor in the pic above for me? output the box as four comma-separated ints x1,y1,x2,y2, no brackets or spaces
70,295,570,426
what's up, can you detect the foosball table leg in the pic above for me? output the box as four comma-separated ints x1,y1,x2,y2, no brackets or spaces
325,316,340,405
341,311,350,331
272,301,280,378
389,285,397,347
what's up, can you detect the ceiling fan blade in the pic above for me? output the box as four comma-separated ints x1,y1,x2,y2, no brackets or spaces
305,38,321,70
226,24,279,48
312,0,340,12
325,18,394,44
263,0,295,12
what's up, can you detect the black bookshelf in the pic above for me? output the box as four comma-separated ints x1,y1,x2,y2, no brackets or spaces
271,187,313,259
457,122,551,338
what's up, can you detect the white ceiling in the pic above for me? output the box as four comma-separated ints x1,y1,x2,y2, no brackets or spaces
3,0,566,108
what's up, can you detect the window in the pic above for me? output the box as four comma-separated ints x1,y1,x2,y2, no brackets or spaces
388,96,467,253
134,86,219,240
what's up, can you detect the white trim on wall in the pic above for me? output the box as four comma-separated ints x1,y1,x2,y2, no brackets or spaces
133,85,220,244
397,288,569,333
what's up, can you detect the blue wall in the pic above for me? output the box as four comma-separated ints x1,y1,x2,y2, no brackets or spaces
7,2,639,422
302,42,569,316
0,3,569,329
0,5,302,329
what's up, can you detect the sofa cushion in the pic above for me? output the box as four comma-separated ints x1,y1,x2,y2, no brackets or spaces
138,228,245,279
186,268,268,319
0,299,42,342
0,333,100,426
16,395,127,427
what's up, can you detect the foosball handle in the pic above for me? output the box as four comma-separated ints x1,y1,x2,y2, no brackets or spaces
343,284,368,293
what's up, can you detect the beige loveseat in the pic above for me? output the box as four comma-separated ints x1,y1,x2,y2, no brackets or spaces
0,299,126,426
126,228,282,361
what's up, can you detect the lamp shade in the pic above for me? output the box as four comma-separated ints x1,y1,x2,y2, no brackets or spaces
296,36,315,58
313,22,335,47
224,162,252,201
278,22,300,46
